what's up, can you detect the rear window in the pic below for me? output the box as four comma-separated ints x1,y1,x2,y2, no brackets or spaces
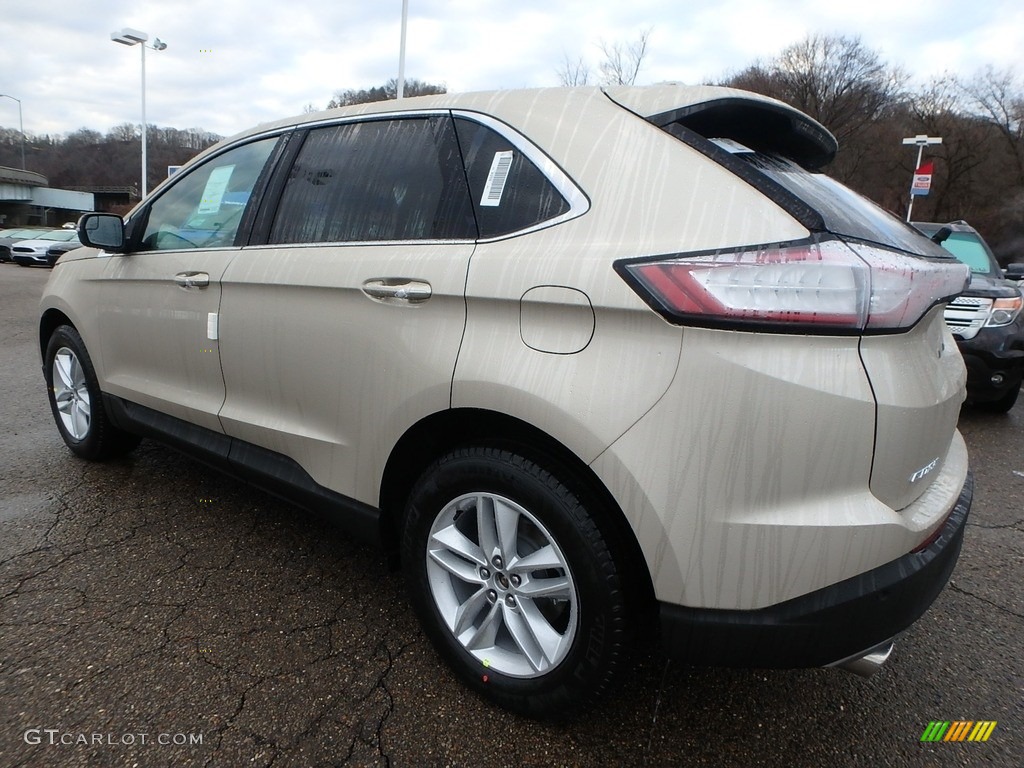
738,151,930,253
660,119,949,258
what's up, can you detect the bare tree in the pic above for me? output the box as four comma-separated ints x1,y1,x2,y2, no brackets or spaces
557,55,591,87
960,66,1024,186
555,30,652,87
728,34,906,148
597,29,651,86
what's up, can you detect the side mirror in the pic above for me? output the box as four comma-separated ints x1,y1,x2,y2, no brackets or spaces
1004,263,1024,281
930,226,952,245
78,213,126,252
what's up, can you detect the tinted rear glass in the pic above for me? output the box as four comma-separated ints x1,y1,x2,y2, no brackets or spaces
453,118,570,238
660,122,948,258
738,152,935,253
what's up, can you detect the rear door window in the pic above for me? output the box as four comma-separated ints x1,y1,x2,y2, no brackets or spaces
268,116,475,244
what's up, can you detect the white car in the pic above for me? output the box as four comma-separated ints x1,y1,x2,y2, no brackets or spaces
41,84,972,717
12,229,81,267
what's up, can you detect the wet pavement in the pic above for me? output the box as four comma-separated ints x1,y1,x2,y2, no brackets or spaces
1,263,1021,767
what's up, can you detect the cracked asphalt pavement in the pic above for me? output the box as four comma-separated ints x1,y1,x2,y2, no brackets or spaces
2,264,1022,767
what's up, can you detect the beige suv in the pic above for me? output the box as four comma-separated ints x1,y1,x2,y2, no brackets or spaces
41,84,972,717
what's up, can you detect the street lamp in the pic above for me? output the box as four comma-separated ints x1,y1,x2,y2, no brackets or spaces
902,134,942,222
397,0,409,99
0,93,25,169
111,28,168,198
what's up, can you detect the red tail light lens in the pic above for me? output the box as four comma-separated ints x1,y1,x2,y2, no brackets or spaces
616,239,969,333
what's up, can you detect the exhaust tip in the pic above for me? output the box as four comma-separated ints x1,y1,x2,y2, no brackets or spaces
829,640,894,678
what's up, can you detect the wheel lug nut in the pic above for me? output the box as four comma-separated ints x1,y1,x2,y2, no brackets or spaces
480,568,490,580
504,595,516,607
487,590,497,603
510,574,521,588
492,555,503,569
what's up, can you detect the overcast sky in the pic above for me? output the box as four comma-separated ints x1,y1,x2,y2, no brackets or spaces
2,0,1022,140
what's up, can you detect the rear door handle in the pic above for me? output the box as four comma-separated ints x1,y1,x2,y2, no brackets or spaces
174,271,210,288
362,279,432,305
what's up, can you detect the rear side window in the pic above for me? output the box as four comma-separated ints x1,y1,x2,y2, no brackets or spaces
453,117,569,238
268,116,475,243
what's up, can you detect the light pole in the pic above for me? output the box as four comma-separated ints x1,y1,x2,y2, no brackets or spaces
397,0,409,99
902,134,942,223
0,93,25,169
111,28,168,198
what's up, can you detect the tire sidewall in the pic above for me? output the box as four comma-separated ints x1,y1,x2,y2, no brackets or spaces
402,447,625,716
44,326,104,457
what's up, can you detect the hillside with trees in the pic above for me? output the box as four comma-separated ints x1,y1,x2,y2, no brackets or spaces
0,124,221,202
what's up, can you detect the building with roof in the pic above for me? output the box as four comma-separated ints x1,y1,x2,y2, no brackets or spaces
0,165,95,227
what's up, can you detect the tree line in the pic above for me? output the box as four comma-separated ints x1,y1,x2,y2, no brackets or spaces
0,124,221,199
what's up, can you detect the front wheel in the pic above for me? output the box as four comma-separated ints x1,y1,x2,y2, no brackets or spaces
401,446,632,718
44,325,140,460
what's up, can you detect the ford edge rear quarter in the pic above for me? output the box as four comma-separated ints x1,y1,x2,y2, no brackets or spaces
40,84,972,719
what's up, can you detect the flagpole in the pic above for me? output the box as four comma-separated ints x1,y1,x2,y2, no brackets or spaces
906,144,924,223
902,134,942,222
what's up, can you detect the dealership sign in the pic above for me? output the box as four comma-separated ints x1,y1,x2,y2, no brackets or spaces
911,161,934,196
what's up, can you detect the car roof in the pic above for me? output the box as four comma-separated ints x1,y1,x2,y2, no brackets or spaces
210,83,835,163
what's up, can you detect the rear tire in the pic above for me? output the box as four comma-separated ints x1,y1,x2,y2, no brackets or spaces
44,325,140,460
401,446,632,718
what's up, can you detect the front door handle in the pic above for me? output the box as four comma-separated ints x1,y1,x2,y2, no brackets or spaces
362,279,432,305
174,271,210,288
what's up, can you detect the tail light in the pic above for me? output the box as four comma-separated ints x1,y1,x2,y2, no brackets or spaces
615,238,969,334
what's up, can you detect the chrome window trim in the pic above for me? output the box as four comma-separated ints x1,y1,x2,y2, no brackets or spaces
165,108,590,246
450,110,590,242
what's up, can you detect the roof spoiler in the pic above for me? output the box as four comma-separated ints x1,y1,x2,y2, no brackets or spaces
648,98,838,171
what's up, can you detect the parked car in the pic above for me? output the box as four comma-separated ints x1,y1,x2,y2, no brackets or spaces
0,227,48,263
913,221,1024,412
12,229,81,267
41,85,973,717
45,240,85,267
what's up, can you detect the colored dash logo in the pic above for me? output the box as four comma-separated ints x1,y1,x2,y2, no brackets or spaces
921,721,997,742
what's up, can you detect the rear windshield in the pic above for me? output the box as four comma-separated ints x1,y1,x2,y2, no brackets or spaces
661,122,949,258
737,152,936,254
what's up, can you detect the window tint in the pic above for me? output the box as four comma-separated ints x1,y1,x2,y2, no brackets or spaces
453,118,570,238
138,137,277,251
268,117,475,244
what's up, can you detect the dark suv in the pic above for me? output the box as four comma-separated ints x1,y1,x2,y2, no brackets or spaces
915,221,1024,412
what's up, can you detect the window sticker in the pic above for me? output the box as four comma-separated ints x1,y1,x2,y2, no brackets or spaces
196,165,235,215
480,151,513,207
709,138,755,154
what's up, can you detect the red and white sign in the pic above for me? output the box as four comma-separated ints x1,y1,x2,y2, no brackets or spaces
911,161,934,196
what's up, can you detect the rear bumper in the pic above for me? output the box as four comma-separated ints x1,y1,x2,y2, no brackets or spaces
659,471,972,668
